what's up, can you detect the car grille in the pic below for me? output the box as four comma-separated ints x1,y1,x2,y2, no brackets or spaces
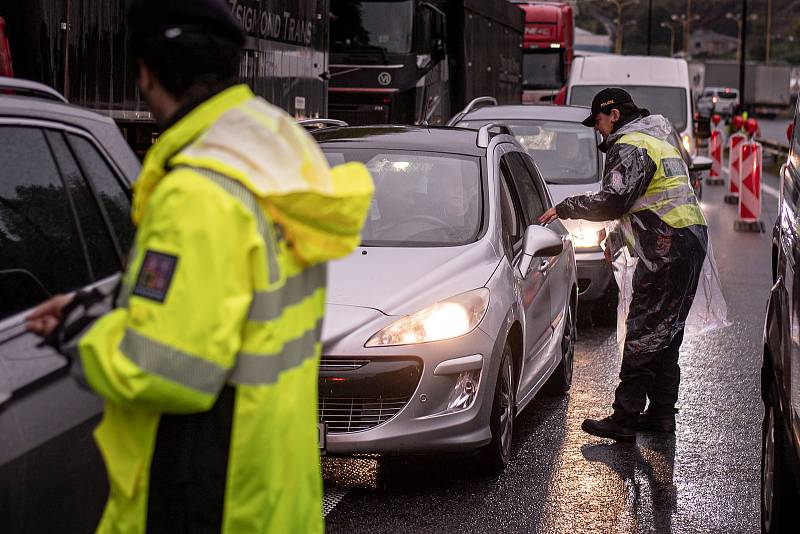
319,396,408,433
318,356,422,434
319,357,369,372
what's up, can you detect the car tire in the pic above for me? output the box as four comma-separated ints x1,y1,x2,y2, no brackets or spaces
761,383,800,533
544,298,576,395
479,342,515,475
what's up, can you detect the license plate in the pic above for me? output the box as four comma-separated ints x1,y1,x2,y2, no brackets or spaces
318,422,327,453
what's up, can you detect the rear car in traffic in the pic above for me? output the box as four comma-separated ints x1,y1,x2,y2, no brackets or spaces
450,103,614,320
697,86,739,118
312,124,578,472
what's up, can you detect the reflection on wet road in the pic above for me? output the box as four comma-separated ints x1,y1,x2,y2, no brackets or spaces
323,174,775,533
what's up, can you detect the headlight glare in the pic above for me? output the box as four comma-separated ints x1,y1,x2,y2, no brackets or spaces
562,219,603,250
682,134,692,153
365,288,490,347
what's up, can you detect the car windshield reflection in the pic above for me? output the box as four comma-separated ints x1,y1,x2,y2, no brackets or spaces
323,150,483,247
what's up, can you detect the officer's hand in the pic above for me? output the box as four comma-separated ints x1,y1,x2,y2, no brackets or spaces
26,294,73,336
539,207,558,225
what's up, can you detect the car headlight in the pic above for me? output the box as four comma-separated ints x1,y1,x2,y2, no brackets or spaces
365,288,490,347
682,134,692,153
562,219,603,250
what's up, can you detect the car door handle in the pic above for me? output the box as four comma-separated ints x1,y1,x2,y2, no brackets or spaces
537,259,550,273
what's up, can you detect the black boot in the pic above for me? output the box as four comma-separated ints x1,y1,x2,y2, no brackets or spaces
581,416,636,443
636,410,677,433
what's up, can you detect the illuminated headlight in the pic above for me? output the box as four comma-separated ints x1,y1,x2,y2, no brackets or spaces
365,288,490,347
682,134,692,153
562,219,603,250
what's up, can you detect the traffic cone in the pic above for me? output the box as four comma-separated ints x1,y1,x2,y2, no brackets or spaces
734,140,764,232
724,133,746,204
708,129,723,185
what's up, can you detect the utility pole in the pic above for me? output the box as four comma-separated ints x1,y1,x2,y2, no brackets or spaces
766,0,772,63
739,0,747,111
660,21,677,56
685,0,692,58
63,0,71,100
608,0,639,55
646,0,653,55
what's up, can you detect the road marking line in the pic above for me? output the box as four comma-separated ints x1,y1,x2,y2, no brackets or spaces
763,183,779,200
323,484,349,517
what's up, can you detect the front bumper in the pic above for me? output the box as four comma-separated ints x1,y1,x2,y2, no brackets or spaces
319,325,502,455
575,250,614,302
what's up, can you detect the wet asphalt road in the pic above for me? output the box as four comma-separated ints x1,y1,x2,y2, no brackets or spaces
322,169,780,533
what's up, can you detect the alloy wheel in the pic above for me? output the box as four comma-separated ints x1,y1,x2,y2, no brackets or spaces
498,354,514,460
560,303,575,385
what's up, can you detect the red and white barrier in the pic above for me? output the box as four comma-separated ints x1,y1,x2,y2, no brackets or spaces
725,133,746,204
734,141,765,232
708,130,723,184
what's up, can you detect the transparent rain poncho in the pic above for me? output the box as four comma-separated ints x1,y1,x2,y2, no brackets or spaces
556,115,729,356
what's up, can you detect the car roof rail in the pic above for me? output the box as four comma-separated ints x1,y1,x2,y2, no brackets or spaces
0,77,68,103
477,123,512,148
297,118,349,130
446,96,499,126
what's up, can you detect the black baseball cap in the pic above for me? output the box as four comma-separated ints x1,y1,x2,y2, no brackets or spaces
581,88,635,127
127,0,245,46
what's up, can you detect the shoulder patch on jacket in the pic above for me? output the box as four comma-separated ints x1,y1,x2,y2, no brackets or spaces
133,251,178,303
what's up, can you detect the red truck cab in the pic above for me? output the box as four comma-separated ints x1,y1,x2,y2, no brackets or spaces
0,17,13,77
512,2,573,104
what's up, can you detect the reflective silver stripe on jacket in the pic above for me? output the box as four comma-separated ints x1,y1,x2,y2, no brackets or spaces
228,320,323,386
188,166,281,284
120,328,228,395
632,184,697,216
248,263,327,322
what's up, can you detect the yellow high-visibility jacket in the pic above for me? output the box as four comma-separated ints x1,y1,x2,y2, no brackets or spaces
77,85,373,533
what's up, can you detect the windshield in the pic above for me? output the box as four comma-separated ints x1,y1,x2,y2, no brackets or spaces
523,50,564,90
330,0,414,55
322,150,483,247
456,119,599,185
569,85,688,132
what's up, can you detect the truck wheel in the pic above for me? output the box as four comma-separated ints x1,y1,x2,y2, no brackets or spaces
761,383,800,533
479,342,514,475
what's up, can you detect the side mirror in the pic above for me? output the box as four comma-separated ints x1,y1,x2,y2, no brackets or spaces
690,155,713,172
518,225,563,277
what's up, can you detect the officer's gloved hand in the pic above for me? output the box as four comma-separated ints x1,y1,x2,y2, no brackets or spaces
38,287,115,389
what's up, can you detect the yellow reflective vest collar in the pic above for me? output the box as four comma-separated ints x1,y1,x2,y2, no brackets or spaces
132,85,255,226
617,131,707,229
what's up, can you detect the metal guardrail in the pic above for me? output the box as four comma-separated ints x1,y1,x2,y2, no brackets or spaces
757,137,790,160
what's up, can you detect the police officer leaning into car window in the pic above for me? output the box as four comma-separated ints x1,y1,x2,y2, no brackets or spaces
540,88,708,443
26,0,373,532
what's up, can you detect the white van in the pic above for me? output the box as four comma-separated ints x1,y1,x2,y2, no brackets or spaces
566,55,695,154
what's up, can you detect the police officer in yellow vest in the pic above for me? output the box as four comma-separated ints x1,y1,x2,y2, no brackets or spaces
540,88,707,442
25,0,373,531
